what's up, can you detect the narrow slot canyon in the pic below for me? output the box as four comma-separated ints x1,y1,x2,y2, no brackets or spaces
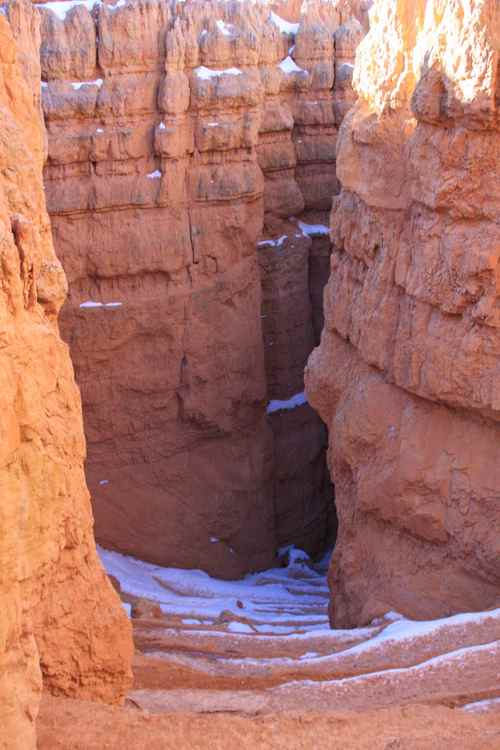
39,0,360,575
0,0,499,748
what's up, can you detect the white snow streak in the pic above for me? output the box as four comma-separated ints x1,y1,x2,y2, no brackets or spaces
270,11,299,35
195,66,242,80
38,0,96,19
71,78,103,89
216,19,235,37
278,641,500,690
228,622,254,634
258,235,288,248
462,697,500,712
279,56,307,75
38,0,126,19
267,392,308,414
79,300,123,309
298,221,329,236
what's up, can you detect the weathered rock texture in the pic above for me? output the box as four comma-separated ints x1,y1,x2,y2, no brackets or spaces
0,3,132,747
306,0,500,626
258,218,334,554
37,0,366,575
36,698,500,750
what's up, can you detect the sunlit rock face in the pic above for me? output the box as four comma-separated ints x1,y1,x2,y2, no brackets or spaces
0,2,133,748
306,0,500,627
37,0,367,576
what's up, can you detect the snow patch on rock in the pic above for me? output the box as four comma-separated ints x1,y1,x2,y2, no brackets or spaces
267,392,308,414
195,66,242,80
279,56,307,75
270,11,299,36
298,221,329,236
258,235,288,248
71,78,103,89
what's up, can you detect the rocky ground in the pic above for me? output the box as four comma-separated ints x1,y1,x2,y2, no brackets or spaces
38,547,500,748
36,699,500,750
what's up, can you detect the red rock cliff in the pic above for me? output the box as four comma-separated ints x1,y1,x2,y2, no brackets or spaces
306,0,500,626
0,3,132,747
37,0,367,576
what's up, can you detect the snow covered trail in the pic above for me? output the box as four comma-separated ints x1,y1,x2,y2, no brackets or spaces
100,545,334,634
99,545,500,716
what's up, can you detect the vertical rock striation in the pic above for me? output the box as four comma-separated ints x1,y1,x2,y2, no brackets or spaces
0,3,132,747
37,0,366,574
306,0,500,626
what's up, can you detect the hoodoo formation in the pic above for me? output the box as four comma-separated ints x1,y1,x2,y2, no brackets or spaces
0,0,499,748
0,2,132,748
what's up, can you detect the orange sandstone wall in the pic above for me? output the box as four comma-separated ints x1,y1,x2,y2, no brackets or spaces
37,0,367,575
306,0,500,627
0,3,132,747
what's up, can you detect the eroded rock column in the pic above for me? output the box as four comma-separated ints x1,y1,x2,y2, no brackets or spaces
306,0,500,626
0,2,132,747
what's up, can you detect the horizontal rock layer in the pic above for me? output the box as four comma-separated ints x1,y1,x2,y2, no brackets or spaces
306,0,500,626
37,0,366,574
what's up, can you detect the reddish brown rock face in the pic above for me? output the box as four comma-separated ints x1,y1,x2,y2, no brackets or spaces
0,2,132,748
306,0,500,627
38,0,366,575
258,221,333,554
